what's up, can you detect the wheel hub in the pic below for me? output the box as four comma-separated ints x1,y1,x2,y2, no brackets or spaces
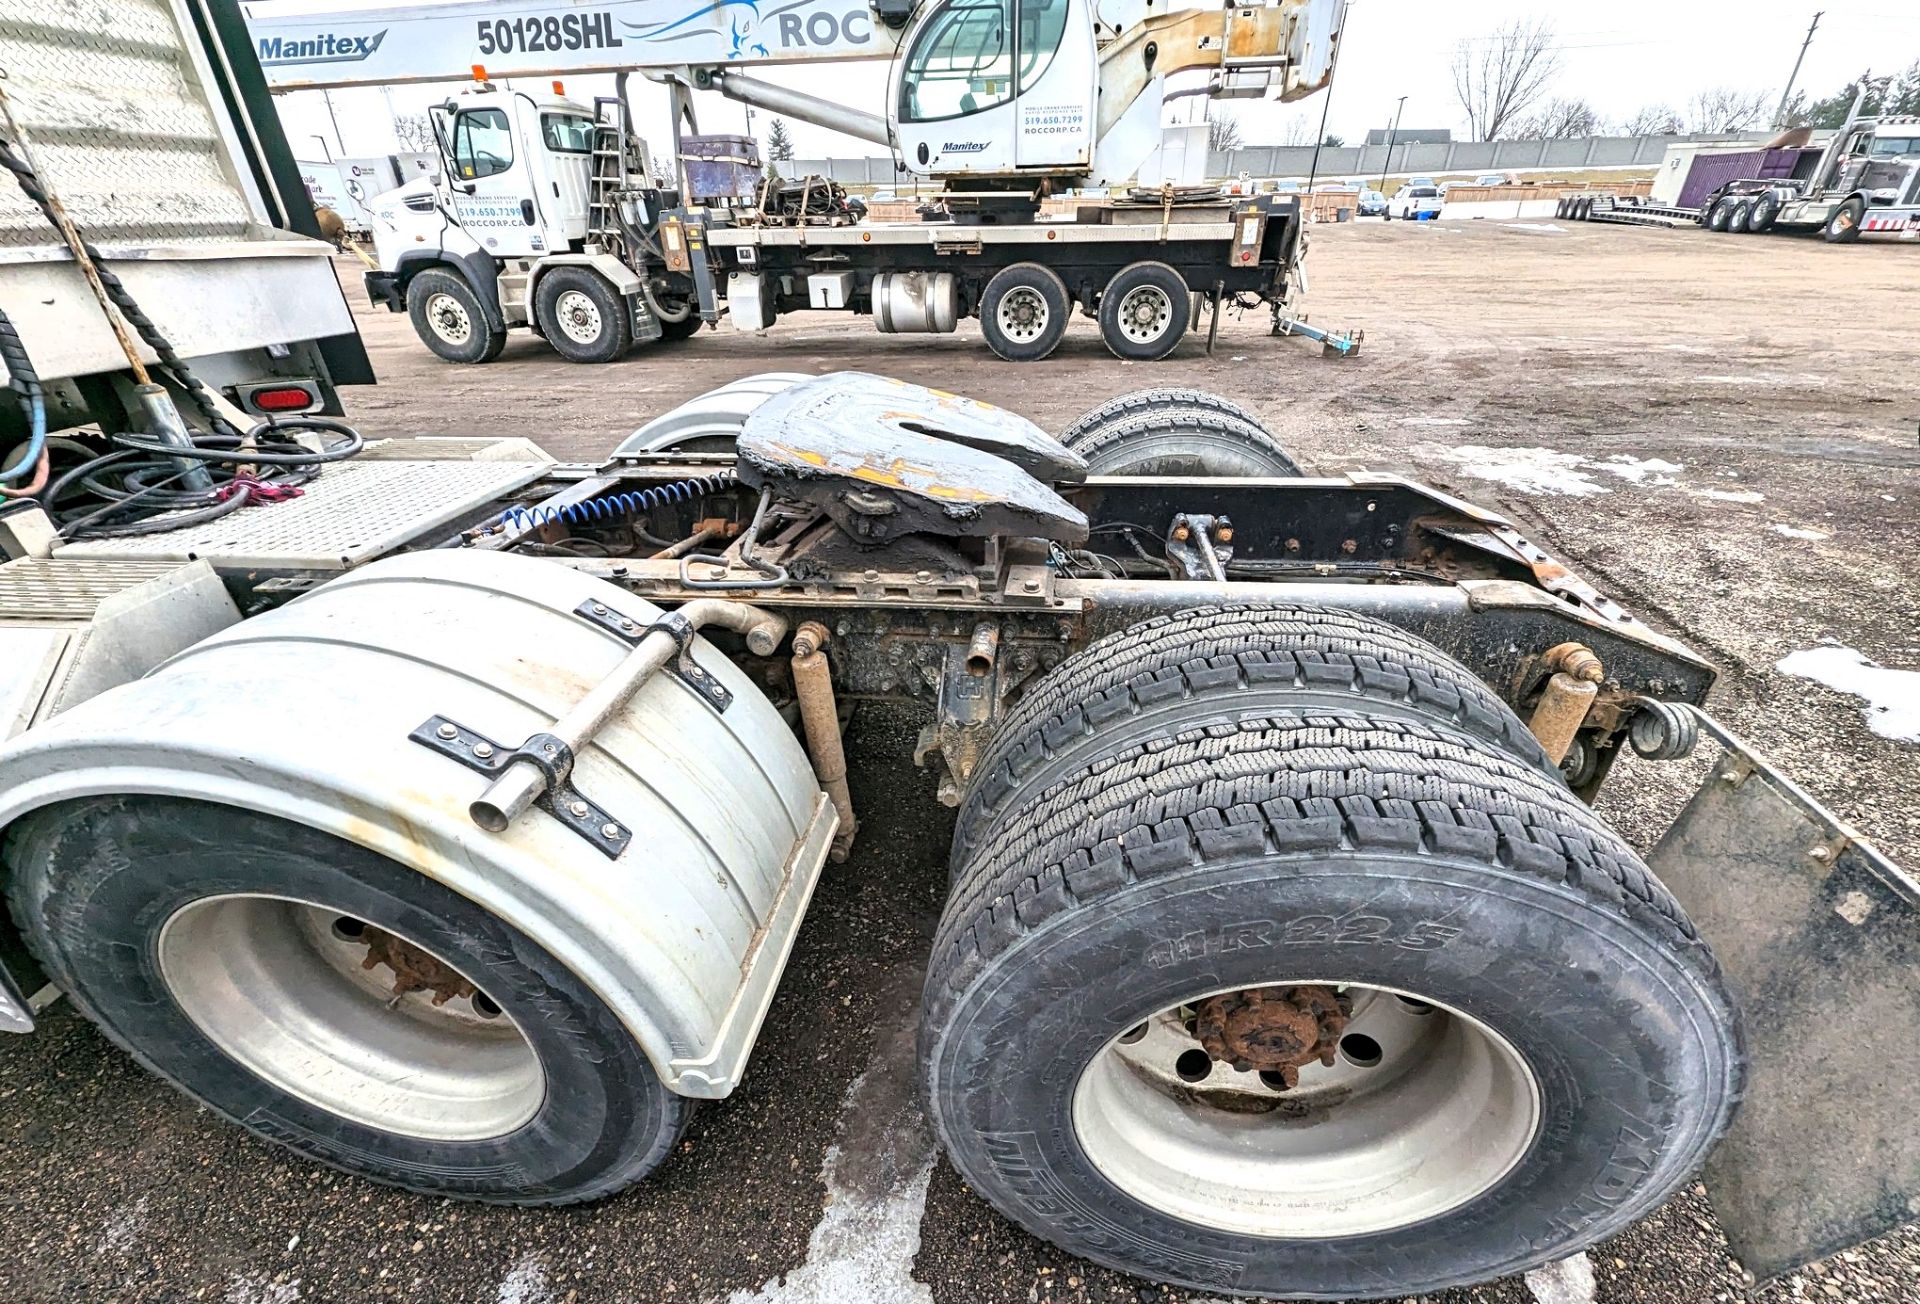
1000,288,1047,341
361,925,477,1005
1193,985,1348,1087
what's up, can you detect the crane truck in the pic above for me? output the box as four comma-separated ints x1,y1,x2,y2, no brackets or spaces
3,3,1920,1301
245,0,1344,362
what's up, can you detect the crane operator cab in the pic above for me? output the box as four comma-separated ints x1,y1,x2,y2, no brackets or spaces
888,0,1097,176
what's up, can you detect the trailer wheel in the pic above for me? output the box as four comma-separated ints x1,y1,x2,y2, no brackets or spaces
1554,197,1567,219
1707,198,1735,232
1728,199,1753,233
5,796,691,1204
658,314,704,342
980,263,1071,361
535,267,633,363
407,268,505,365
925,716,1742,1300
1097,262,1192,361
1749,192,1780,233
1823,197,1865,243
949,604,1559,872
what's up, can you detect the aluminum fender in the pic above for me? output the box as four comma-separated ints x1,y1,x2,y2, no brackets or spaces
0,549,831,1099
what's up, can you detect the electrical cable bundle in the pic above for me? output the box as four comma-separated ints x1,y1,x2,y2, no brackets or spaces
43,418,364,539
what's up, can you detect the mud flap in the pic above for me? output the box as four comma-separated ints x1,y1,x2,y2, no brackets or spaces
1647,707,1920,1282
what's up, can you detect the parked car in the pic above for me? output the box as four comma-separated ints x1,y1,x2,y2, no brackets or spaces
868,189,898,202
1264,179,1303,194
1388,184,1443,220
1358,188,1388,216
1473,172,1517,186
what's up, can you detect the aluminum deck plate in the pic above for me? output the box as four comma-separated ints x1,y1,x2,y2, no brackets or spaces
0,557,195,620
56,459,549,570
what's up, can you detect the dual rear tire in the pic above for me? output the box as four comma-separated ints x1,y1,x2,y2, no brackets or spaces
925,606,1744,1298
979,261,1194,363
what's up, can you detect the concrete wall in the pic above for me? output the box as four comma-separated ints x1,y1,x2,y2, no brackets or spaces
789,132,1776,188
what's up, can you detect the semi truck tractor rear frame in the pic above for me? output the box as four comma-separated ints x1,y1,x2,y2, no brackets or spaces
1,373,1915,1299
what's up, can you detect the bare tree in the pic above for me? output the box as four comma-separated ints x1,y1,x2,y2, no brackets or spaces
1278,113,1316,147
1207,111,1243,153
1451,19,1562,141
392,113,435,154
1686,87,1772,134
1618,104,1684,136
1513,97,1600,139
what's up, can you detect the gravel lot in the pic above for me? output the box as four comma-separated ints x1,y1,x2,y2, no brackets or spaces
2,217,1917,1304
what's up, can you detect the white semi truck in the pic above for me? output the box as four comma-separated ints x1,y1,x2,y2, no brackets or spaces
2,4,1919,1301
248,0,1344,362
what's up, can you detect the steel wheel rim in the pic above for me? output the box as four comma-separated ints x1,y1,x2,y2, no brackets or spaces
998,286,1050,342
1833,208,1855,233
425,292,472,345
556,289,604,343
158,894,544,1141
1117,285,1173,344
1071,981,1541,1238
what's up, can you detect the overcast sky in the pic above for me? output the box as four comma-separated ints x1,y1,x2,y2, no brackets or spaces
251,0,1920,163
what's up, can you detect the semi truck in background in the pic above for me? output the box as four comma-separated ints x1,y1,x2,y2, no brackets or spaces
1567,84,1920,241
1,5,1919,1304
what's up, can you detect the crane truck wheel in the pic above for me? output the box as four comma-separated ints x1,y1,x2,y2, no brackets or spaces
658,314,704,342
980,263,1072,362
4,796,692,1203
1098,262,1192,361
924,715,1742,1300
1823,197,1865,243
407,268,506,365
535,267,634,364
1749,192,1780,232
948,604,1562,874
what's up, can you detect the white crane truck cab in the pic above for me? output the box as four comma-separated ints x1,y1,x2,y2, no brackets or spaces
366,84,668,364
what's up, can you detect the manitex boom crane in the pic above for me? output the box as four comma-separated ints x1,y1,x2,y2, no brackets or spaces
247,0,1346,363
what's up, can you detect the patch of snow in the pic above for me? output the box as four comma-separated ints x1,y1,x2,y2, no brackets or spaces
224,1274,301,1304
1505,222,1566,233
98,1197,148,1256
1697,488,1765,504
1430,445,1608,497
722,999,934,1304
1772,524,1830,541
1777,646,1920,742
497,1253,553,1304
1399,416,1472,427
1526,1253,1597,1304
1598,456,1682,486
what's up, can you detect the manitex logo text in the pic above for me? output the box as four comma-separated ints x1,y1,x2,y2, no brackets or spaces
257,30,387,66
941,142,989,154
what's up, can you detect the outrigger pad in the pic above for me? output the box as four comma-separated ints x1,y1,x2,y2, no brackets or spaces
737,373,1090,544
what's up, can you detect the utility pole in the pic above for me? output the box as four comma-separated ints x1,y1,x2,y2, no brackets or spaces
1377,95,1406,194
1772,11,1822,128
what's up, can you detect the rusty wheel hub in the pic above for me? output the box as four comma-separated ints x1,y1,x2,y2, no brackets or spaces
360,925,478,1006
1192,985,1350,1088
